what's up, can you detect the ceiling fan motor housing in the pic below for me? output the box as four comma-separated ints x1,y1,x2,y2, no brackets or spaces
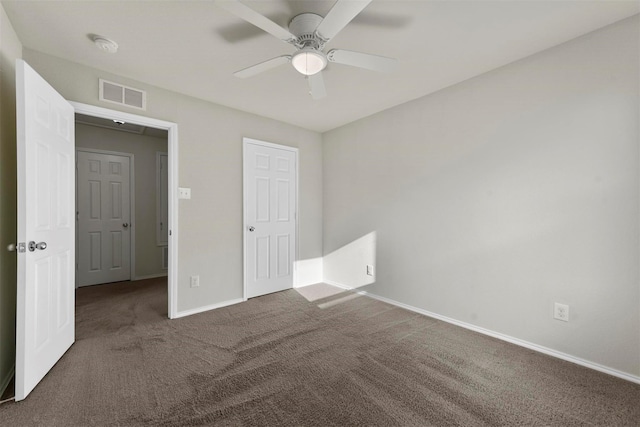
289,13,325,50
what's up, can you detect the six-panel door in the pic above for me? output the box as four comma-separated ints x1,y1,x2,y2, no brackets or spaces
244,140,297,299
76,150,131,287
15,60,75,401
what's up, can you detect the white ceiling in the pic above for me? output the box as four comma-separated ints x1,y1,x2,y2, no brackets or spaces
3,1,638,133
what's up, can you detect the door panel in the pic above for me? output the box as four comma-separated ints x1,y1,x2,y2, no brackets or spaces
244,139,297,298
76,150,131,286
16,59,75,401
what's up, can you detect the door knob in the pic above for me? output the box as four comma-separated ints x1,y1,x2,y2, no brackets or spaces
7,243,16,252
248,226,255,232
123,223,129,228
28,241,47,251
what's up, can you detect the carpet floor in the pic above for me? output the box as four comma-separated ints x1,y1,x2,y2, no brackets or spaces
1,278,638,426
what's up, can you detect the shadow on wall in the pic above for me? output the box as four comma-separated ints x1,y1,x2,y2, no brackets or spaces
323,231,377,290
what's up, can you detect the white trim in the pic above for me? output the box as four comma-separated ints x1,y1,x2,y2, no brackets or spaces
242,138,299,301
70,102,179,319
0,364,14,398
323,280,640,385
173,298,244,319
75,148,136,284
133,273,168,281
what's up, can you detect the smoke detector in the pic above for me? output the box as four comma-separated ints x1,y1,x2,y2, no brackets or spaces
92,36,118,53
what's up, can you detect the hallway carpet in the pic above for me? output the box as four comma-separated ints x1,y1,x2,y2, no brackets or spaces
1,278,638,426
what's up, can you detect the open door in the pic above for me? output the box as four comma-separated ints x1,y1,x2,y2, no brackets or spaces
15,60,75,401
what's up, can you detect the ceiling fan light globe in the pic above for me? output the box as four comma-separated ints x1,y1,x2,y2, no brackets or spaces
292,50,327,76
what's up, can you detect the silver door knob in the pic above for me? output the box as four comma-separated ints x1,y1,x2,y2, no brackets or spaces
28,241,47,251
248,226,255,232
123,223,129,228
7,243,16,252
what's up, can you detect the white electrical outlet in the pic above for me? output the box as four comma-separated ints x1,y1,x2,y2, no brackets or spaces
190,275,200,288
178,187,191,199
366,264,374,277
554,302,569,322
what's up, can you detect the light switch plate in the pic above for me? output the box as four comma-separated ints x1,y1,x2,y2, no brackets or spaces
178,187,191,199
190,275,199,288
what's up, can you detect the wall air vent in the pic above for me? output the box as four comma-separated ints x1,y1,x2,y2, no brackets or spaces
99,79,146,110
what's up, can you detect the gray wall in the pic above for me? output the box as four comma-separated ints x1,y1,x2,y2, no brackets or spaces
0,3,21,394
76,123,168,279
322,16,639,377
23,49,323,314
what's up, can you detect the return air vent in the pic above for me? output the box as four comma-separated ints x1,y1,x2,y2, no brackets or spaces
99,79,146,110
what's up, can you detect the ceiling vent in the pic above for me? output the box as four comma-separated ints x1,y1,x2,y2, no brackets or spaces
99,79,146,110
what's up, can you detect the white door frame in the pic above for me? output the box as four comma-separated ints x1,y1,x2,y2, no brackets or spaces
75,148,135,286
242,137,299,300
70,102,179,319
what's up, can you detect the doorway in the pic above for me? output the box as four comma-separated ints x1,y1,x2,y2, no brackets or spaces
14,60,180,402
71,102,179,319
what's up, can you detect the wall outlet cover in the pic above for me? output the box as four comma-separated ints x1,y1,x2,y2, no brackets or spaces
178,187,191,199
554,302,569,322
190,275,200,288
366,264,374,276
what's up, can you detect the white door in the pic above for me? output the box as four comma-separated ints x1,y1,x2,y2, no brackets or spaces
76,150,131,286
15,60,75,401
243,138,297,298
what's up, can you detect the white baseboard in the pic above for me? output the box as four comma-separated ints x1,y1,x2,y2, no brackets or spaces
133,273,168,281
173,298,245,319
0,365,14,398
324,280,640,385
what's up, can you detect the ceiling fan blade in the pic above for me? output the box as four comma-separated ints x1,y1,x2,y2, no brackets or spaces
216,13,291,44
327,49,397,73
315,0,372,41
308,72,327,100
234,55,291,79
215,0,296,44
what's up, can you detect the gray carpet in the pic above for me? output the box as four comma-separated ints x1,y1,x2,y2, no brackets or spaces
1,278,638,426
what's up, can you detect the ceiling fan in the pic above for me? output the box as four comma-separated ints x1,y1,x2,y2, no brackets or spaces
215,0,398,99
